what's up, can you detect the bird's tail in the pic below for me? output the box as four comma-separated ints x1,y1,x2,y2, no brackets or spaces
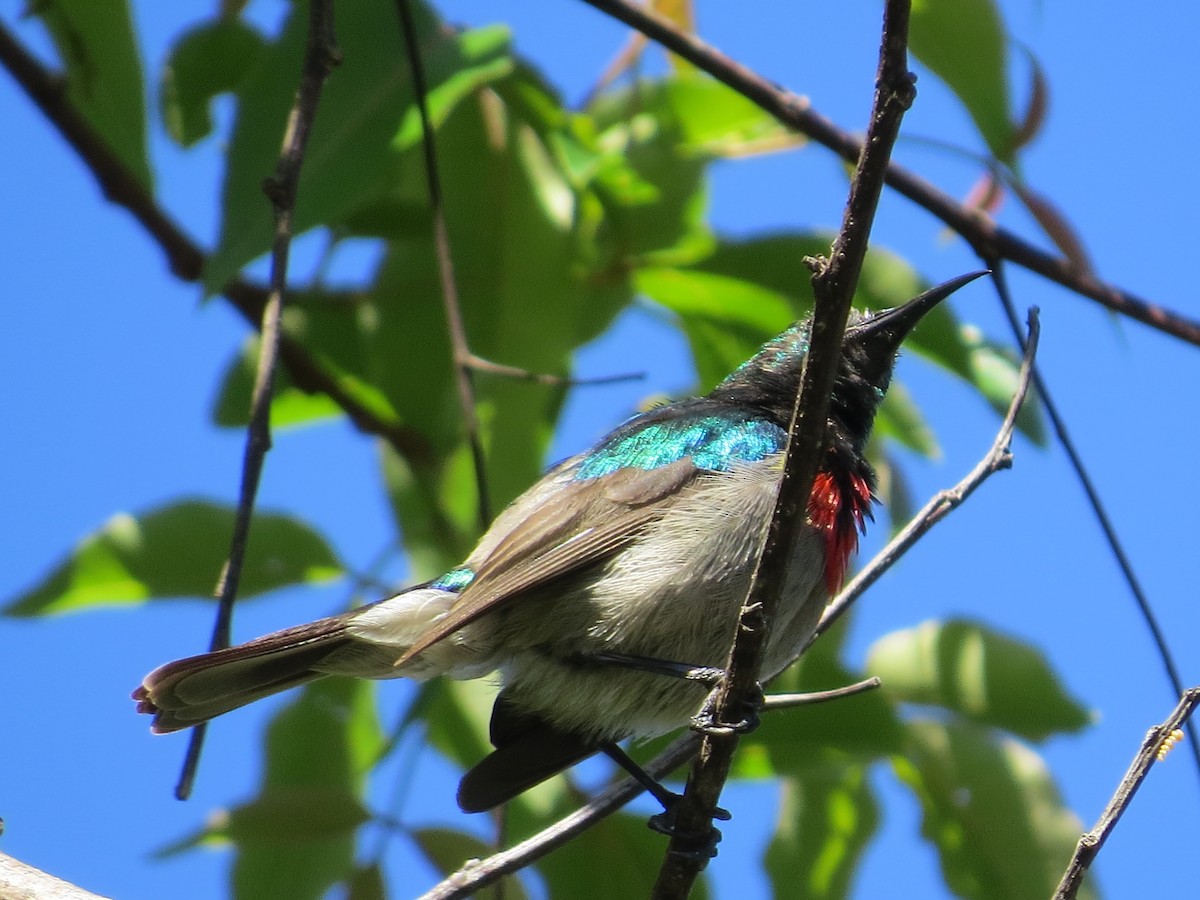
134,612,380,733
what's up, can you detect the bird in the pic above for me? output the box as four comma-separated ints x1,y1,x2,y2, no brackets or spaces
134,271,983,816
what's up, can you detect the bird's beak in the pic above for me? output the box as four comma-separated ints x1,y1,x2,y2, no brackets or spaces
847,270,989,349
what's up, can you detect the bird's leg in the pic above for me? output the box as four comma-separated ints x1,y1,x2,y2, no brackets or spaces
588,651,763,736
601,741,727,860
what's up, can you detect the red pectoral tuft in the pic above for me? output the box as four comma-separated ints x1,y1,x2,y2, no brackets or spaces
808,469,874,593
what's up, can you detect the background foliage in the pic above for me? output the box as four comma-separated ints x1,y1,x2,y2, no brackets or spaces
2,1,1198,898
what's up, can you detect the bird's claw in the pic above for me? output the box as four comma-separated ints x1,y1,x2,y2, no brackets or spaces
690,680,765,736
647,795,728,863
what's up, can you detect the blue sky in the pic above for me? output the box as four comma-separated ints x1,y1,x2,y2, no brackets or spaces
2,2,1198,898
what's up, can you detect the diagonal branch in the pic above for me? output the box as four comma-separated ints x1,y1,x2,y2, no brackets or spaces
1053,687,1200,900
651,2,915,893
576,0,1200,348
176,0,341,800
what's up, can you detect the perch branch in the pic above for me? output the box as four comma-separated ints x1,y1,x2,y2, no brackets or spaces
652,1,915,893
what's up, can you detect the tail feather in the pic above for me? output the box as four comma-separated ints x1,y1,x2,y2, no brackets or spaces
133,615,354,733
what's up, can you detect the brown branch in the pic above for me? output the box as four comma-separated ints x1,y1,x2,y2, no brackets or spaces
0,852,111,900
651,3,915,894
577,0,1200,348
985,261,1200,782
176,0,341,800
1053,687,1200,900
393,0,491,529
0,19,429,464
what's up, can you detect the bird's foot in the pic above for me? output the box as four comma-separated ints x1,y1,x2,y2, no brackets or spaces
647,792,729,863
690,680,765,737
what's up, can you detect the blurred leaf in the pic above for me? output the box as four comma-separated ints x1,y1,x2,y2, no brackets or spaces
34,0,152,188
765,764,879,900
414,828,528,899
1008,179,1094,278
893,720,1094,900
226,786,369,843
229,678,381,900
589,79,713,264
213,334,343,429
345,864,387,900
538,811,709,899
636,266,795,389
5,500,342,616
205,0,512,292
867,619,1091,741
958,326,1047,445
651,75,803,158
750,617,906,765
160,17,266,147
909,0,1014,164
1010,50,1049,153
876,380,940,458
420,678,497,771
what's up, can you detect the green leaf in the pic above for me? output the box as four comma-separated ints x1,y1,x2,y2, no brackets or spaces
910,0,1015,164
4,500,342,616
749,617,906,766
213,335,344,430
876,380,940,458
345,864,387,900
960,327,1047,446
160,18,267,147
866,619,1092,741
537,811,709,899
205,0,512,292
765,765,879,900
414,828,529,899
651,74,803,158
34,0,151,188
893,720,1095,900
230,678,381,900
589,79,714,264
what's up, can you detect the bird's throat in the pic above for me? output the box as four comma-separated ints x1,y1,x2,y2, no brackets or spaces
807,468,873,593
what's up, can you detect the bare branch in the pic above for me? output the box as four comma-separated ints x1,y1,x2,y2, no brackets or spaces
177,0,341,800
0,852,111,900
985,261,1200,783
651,2,915,893
576,0,1200,347
1053,687,1200,900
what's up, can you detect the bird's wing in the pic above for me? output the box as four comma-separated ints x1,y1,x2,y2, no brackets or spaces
396,457,699,666
458,698,599,811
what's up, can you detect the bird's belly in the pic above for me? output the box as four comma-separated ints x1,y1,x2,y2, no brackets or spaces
484,463,830,740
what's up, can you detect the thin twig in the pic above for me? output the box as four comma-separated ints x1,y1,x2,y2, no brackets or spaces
762,677,882,711
418,307,1042,899
575,0,1200,348
175,1,341,800
651,3,915,893
984,261,1200,784
1053,687,1200,900
464,352,644,387
394,0,491,530
812,305,1040,642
